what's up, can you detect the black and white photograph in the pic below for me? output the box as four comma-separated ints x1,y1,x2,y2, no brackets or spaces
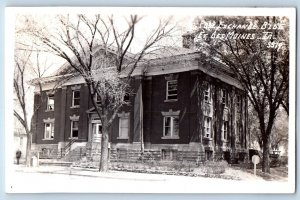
4,7,295,193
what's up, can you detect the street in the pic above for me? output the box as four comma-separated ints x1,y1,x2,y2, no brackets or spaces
5,165,292,193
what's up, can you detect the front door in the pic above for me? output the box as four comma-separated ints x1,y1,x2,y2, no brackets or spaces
91,120,102,142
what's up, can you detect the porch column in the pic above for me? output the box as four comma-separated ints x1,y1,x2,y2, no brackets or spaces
133,79,143,145
59,86,67,142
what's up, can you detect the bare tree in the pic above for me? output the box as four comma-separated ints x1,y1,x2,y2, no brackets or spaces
22,14,174,172
14,43,56,166
195,16,289,173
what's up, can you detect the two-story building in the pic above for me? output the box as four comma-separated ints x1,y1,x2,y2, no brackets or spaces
31,35,249,163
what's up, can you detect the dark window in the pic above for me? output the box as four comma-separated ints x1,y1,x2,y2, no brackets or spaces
47,94,54,110
221,89,228,107
71,120,79,138
166,80,178,100
205,150,213,161
124,93,130,102
72,90,80,107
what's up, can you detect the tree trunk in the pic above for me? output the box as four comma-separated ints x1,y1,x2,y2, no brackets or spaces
25,132,32,167
262,135,271,173
99,128,109,172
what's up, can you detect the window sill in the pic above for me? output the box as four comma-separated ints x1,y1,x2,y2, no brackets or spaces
203,137,213,141
45,109,54,112
42,138,54,141
69,137,78,140
70,106,80,109
164,99,178,103
161,136,180,139
117,137,129,139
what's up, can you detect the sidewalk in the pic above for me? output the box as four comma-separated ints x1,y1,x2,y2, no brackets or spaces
13,164,167,182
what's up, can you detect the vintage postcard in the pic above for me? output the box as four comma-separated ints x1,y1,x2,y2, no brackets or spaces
5,7,295,193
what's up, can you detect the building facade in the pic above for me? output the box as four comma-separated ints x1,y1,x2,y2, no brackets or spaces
31,41,249,163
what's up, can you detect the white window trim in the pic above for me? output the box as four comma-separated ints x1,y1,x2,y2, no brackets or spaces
43,120,54,140
95,93,102,105
46,94,55,111
221,89,228,108
166,80,178,101
71,90,80,108
204,83,212,104
70,120,79,139
117,112,130,139
162,116,180,139
161,109,180,139
203,116,212,139
222,121,229,141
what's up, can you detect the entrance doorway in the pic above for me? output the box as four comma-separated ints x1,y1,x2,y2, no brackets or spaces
91,120,102,142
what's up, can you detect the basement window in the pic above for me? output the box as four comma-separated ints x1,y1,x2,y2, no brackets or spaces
161,149,177,161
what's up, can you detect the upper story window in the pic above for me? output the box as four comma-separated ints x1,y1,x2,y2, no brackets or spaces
166,80,178,100
72,90,80,107
118,112,130,139
222,121,229,141
204,116,212,138
95,93,101,105
47,94,55,111
221,89,228,107
204,83,212,104
123,93,130,102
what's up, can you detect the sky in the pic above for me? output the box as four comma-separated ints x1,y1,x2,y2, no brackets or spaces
14,10,195,77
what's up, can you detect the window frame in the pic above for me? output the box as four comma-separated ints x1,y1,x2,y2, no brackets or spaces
70,120,79,139
166,80,178,101
161,149,177,161
204,83,212,104
221,89,228,107
203,116,212,138
46,94,55,111
162,116,179,139
222,121,229,141
44,122,54,140
72,90,81,107
118,113,129,139
95,93,101,105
